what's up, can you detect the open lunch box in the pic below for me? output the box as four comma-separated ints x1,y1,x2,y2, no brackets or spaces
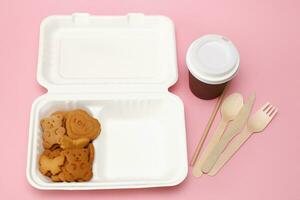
26,13,188,190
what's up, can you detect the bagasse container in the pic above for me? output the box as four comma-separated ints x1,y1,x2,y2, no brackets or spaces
26,13,188,190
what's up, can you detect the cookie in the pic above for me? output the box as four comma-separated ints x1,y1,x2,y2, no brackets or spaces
39,152,65,176
51,111,67,117
51,111,67,126
51,168,74,182
65,109,101,140
41,113,64,130
52,143,94,182
42,127,66,149
60,135,90,149
49,144,61,151
43,148,62,159
41,114,66,149
39,109,100,182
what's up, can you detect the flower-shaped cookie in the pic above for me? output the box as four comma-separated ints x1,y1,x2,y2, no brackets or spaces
39,149,65,177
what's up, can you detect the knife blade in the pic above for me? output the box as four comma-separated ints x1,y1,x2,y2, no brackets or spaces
201,92,256,173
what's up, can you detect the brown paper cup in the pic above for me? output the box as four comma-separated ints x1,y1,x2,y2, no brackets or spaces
186,34,240,100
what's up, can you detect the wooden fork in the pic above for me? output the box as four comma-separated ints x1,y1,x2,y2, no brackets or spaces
208,102,278,176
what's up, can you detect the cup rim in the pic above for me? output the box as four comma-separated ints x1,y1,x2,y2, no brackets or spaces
186,34,240,85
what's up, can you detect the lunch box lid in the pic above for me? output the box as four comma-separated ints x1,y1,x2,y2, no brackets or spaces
37,13,178,92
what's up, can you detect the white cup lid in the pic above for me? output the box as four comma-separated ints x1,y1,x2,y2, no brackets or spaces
186,34,240,85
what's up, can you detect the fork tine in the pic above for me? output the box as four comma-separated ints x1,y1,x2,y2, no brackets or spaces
261,102,271,111
266,105,275,114
264,104,274,114
269,108,278,118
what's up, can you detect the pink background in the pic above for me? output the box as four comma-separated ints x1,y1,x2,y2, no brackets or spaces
0,0,299,199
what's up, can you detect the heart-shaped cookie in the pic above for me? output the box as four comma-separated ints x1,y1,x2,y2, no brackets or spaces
65,109,101,140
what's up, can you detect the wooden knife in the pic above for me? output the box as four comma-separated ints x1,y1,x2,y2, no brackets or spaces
201,92,256,173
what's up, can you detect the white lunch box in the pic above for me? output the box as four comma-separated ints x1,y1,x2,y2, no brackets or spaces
26,13,188,190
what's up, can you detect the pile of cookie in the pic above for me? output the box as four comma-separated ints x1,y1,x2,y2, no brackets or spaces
38,109,101,182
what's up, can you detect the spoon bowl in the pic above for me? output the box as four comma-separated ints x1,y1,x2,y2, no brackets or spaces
220,93,243,123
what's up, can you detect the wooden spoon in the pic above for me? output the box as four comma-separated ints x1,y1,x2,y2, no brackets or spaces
202,93,255,173
192,93,243,177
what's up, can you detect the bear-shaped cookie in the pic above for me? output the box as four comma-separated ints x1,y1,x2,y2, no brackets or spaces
51,143,94,182
41,113,66,149
41,113,64,130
